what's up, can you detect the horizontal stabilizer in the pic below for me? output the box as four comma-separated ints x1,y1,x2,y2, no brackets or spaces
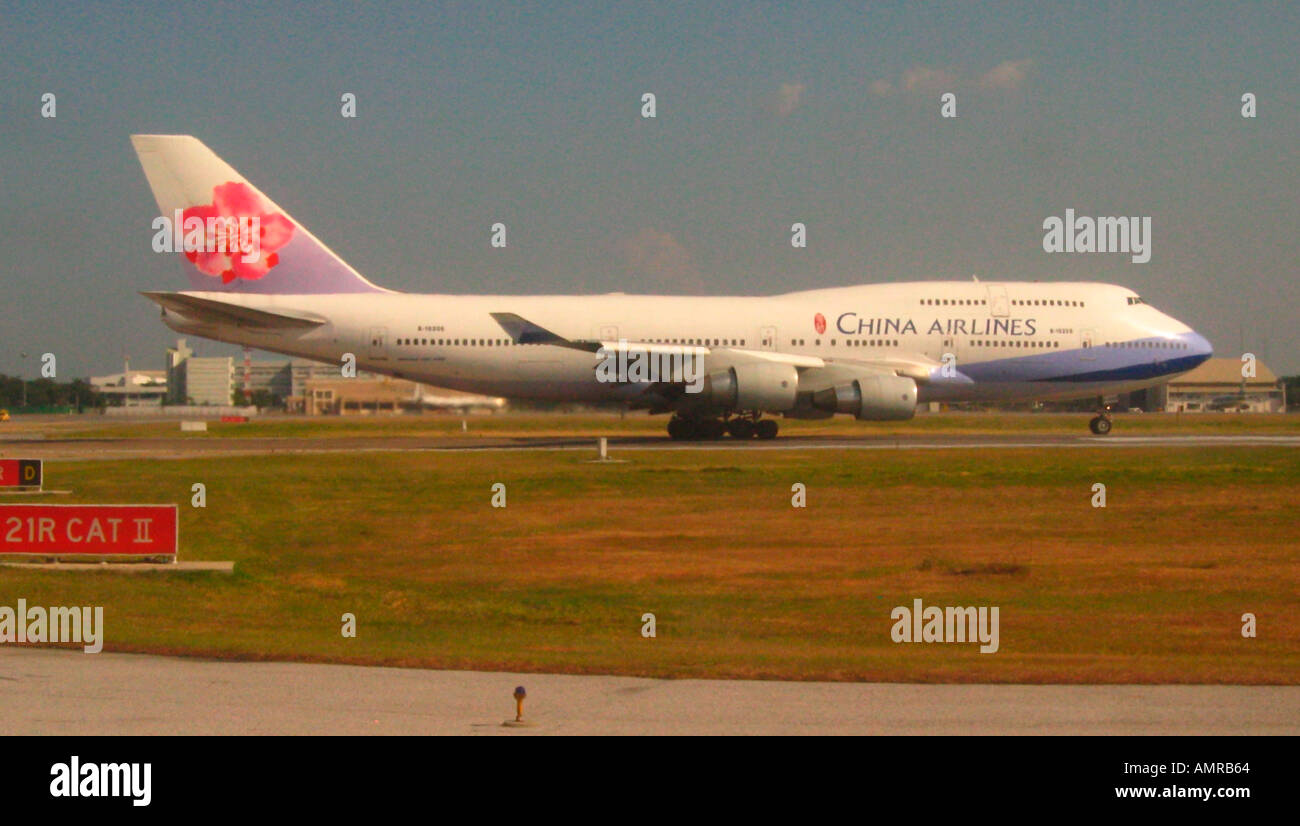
141,292,327,329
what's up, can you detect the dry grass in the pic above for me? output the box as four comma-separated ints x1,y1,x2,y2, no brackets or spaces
1,443,1296,683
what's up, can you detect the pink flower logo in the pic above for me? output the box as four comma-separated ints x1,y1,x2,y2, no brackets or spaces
813,313,827,334
182,182,294,283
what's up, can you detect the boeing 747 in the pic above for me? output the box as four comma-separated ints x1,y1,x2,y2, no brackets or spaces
132,135,1212,439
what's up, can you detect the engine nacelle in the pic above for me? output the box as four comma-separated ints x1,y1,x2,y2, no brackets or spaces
811,373,917,420
702,362,799,412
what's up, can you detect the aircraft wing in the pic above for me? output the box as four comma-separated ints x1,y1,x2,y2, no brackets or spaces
142,292,328,329
490,312,823,367
489,311,952,382
832,355,949,384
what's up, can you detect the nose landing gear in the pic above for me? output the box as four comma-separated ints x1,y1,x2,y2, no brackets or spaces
1088,396,1113,435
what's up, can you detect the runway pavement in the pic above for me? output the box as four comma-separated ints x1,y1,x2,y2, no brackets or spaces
7,432,1300,461
2,648,1296,735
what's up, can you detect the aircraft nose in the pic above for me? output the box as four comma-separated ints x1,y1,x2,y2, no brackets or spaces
1186,331,1213,365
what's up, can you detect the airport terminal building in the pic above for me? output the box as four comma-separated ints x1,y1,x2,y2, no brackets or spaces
1145,357,1287,413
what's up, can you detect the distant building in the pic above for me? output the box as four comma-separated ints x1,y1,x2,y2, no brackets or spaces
237,359,301,401
165,339,194,404
166,338,287,405
183,357,234,406
241,359,364,400
242,360,292,399
301,377,414,415
90,360,168,407
111,338,502,412
1149,357,1286,413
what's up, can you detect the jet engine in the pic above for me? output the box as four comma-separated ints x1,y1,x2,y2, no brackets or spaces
807,370,917,420
698,362,799,412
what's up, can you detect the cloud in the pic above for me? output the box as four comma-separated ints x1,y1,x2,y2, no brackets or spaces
869,59,1033,97
979,59,1032,90
901,66,958,93
768,82,807,118
616,228,700,291
868,79,894,96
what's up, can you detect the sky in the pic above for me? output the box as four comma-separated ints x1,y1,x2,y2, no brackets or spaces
1,0,1297,378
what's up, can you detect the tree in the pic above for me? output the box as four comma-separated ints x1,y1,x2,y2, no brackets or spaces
0,373,102,410
249,389,282,410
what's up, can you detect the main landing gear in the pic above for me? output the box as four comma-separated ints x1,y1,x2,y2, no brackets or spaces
668,414,778,441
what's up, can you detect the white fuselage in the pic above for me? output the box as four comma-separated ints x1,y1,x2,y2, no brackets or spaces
158,280,1213,407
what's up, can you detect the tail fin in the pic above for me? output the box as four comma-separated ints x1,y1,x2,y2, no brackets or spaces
131,135,389,294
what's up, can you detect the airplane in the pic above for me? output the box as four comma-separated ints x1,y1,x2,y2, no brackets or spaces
1207,397,1250,412
131,135,1213,439
1207,386,1252,412
419,390,506,413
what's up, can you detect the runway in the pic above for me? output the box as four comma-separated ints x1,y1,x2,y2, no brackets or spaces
8,432,1300,461
2,648,1296,735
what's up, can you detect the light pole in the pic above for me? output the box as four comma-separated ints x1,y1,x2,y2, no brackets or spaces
19,351,27,410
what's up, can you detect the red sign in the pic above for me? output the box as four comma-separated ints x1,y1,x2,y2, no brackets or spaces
0,459,42,488
0,504,177,557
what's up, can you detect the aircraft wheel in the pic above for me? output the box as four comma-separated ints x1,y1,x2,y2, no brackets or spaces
727,418,756,439
1088,415,1112,436
667,418,691,440
700,418,726,440
755,419,779,440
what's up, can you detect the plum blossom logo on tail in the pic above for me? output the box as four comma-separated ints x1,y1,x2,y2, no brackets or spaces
183,182,294,283
813,313,827,334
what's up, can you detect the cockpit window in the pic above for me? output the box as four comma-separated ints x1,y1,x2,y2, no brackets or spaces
1126,296,1144,305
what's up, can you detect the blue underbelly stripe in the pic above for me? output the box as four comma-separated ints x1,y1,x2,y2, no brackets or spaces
960,350,1210,383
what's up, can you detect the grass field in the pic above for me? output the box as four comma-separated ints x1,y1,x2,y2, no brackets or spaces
10,409,1300,441
3,440,1297,683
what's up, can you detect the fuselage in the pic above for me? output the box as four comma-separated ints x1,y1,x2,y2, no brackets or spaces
158,280,1212,407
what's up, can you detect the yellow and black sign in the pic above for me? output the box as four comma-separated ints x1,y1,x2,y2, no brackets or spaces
0,460,42,489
